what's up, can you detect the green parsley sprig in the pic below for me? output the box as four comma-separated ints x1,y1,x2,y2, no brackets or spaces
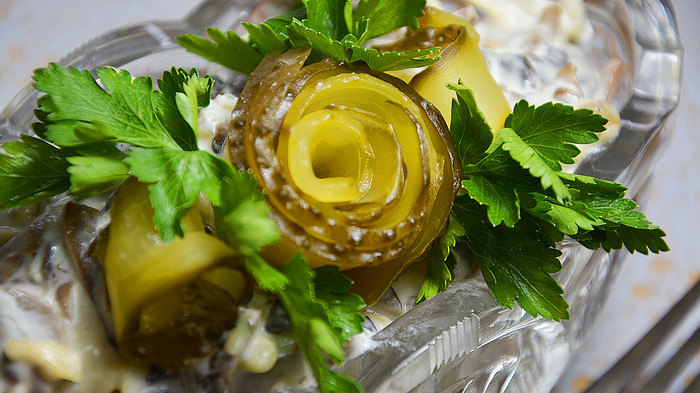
177,0,439,73
417,82,669,320
278,256,365,393
416,216,465,303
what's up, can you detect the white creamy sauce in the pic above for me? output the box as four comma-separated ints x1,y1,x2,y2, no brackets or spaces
0,0,624,392
197,94,239,155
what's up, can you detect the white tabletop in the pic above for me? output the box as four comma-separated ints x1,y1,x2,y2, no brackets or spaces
1,1,699,392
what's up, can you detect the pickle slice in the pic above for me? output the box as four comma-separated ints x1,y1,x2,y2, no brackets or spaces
226,50,462,303
103,178,248,364
408,7,511,129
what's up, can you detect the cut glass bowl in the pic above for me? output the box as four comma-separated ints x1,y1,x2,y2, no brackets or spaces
0,0,682,392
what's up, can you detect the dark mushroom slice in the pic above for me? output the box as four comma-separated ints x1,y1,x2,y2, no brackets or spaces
63,201,114,337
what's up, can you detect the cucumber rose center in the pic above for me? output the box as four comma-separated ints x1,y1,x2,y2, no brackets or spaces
284,109,380,204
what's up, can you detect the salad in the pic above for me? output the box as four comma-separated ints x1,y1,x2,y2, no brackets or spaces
0,0,669,392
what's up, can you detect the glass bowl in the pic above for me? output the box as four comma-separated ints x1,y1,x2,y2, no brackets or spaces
0,0,682,392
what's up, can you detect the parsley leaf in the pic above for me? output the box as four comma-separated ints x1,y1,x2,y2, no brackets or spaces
29,62,286,284
33,65,201,151
242,254,289,292
525,193,602,235
262,6,308,32
449,81,530,227
497,127,572,203
496,101,607,203
504,100,607,171
452,197,569,320
177,27,265,75
234,254,364,392
522,172,669,254
30,64,276,249
302,0,352,41
217,173,280,257
353,0,426,44
0,135,70,209
178,5,314,72
278,255,363,393
125,146,280,250
125,148,235,240
286,20,352,61
572,225,669,255
314,265,366,341
558,173,669,254
242,22,291,53
461,147,535,227
345,38,439,71
417,217,465,303
157,67,212,151
447,82,493,166
66,155,129,199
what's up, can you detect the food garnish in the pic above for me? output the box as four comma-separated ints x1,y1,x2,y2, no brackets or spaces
0,0,668,392
177,0,440,73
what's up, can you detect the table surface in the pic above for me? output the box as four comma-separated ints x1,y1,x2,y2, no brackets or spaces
1,1,698,392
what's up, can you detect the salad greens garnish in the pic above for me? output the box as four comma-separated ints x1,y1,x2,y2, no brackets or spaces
177,0,439,73
0,0,669,392
452,196,571,320
428,81,669,320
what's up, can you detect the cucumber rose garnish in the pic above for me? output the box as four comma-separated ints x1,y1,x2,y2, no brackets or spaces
225,47,461,303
